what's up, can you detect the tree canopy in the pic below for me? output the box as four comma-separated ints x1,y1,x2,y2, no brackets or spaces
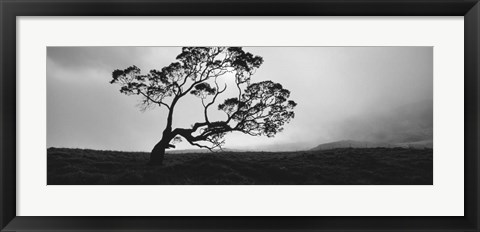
111,47,296,152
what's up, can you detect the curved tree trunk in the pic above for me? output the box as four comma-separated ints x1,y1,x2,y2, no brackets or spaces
149,97,178,165
149,141,167,165
149,125,174,165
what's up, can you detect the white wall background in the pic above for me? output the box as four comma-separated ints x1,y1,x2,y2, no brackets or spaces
17,17,463,216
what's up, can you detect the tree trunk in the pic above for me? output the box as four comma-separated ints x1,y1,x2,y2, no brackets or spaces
149,140,167,165
149,98,177,165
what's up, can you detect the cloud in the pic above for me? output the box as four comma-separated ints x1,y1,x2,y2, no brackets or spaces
47,47,433,151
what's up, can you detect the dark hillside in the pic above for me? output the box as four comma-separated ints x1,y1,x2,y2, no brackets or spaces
47,147,432,185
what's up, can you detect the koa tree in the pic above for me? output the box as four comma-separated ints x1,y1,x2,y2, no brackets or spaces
111,47,297,165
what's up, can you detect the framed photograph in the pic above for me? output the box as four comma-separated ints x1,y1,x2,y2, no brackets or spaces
1,0,479,231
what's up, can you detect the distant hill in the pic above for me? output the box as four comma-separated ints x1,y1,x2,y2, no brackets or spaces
311,139,433,151
395,139,433,149
310,140,392,150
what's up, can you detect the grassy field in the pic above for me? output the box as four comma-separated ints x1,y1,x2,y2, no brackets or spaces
47,147,433,185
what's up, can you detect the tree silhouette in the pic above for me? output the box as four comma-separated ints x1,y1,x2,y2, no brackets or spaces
111,47,297,165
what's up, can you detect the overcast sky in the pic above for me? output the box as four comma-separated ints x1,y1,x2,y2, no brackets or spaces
47,47,433,152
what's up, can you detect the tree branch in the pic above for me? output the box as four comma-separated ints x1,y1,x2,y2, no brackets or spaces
138,91,171,110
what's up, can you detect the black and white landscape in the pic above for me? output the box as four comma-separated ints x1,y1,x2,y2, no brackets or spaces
47,47,433,185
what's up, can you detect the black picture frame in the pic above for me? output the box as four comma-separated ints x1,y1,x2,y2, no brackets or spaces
1,0,479,231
